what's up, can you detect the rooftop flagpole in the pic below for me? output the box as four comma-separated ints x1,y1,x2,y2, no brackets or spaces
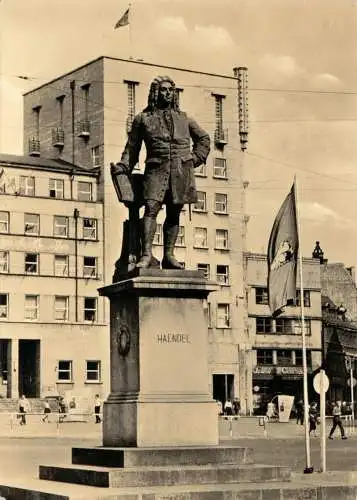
294,175,313,474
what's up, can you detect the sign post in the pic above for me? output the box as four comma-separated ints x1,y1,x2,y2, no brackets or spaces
313,370,329,473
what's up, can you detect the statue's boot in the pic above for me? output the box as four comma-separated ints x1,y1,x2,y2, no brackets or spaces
136,217,157,268
162,224,184,270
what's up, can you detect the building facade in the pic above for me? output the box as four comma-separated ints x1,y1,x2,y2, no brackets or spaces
245,253,322,414
0,154,108,400
22,57,250,411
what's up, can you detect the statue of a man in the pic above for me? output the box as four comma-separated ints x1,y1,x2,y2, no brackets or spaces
111,75,210,269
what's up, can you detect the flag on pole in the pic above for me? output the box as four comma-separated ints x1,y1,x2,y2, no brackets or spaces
114,7,130,29
267,182,299,317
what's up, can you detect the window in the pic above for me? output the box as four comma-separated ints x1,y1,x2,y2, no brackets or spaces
193,227,208,248
276,350,293,366
54,296,69,321
57,360,72,381
255,287,269,305
49,178,64,199
215,229,229,250
77,181,92,201
84,297,97,322
217,303,231,328
275,318,311,335
256,317,272,334
19,176,35,196
197,263,210,279
25,253,39,274
195,163,207,176
296,290,311,307
24,213,40,235
83,218,97,240
0,294,8,319
213,94,224,131
25,295,39,320
124,80,139,133
216,265,229,285
0,251,9,273
86,360,101,382
54,255,69,276
213,158,227,178
176,226,185,246
53,216,68,237
214,193,228,214
256,349,273,365
295,350,312,367
91,146,100,168
57,95,65,126
153,223,163,245
83,256,97,278
81,83,90,121
0,211,9,233
194,191,207,212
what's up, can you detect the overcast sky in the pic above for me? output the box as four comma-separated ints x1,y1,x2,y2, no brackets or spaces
1,0,357,266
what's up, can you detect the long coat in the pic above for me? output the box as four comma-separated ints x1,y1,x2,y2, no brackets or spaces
119,109,210,204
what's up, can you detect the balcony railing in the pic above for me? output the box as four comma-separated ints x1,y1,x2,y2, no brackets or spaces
28,138,40,156
52,127,65,147
77,119,90,138
214,128,228,146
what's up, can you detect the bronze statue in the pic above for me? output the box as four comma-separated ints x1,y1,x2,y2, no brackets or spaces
111,75,210,270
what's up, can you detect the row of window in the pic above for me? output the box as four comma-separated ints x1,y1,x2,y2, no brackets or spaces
0,294,97,322
0,293,232,328
0,252,100,278
255,317,312,335
256,349,312,367
255,287,311,307
153,224,229,250
57,360,101,383
0,212,97,240
194,191,228,214
0,175,94,201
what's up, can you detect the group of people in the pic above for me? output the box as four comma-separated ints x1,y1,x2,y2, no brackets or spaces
17,394,103,425
295,399,348,440
216,399,241,417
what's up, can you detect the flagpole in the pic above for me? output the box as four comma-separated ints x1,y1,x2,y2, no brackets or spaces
294,176,313,474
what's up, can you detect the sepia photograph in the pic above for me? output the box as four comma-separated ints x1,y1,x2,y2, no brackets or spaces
0,0,356,498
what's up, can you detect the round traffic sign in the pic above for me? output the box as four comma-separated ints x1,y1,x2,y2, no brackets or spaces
313,372,329,394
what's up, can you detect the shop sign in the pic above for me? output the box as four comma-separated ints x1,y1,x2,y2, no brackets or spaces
253,366,305,376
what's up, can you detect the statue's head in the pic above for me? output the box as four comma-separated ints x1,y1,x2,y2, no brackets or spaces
146,76,179,111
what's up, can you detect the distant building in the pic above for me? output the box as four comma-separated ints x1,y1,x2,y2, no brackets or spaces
245,252,322,414
22,57,250,410
0,154,108,399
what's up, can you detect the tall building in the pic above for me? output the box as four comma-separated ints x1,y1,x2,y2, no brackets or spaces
245,253,322,414
0,154,108,400
23,57,250,411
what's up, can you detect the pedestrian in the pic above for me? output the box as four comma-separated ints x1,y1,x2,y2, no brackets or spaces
18,394,30,425
328,401,348,440
295,399,304,425
94,394,102,423
42,400,51,423
224,399,233,416
309,402,318,437
58,396,67,423
233,398,241,417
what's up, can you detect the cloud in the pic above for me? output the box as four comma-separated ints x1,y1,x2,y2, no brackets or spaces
258,54,306,80
300,201,351,225
311,72,341,88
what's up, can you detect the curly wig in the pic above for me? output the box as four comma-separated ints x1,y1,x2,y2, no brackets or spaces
145,75,180,112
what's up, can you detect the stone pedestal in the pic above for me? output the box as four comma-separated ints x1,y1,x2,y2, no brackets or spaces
98,269,219,447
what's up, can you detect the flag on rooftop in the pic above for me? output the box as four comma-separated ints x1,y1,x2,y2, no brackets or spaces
114,7,130,29
267,182,299,317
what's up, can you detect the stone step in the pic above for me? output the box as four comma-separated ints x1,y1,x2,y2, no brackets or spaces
39,463,291,488
72,445,254,467
2,474,357,500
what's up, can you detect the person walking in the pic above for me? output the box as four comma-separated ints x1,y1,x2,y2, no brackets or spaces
328,401,347,440
42,400,51,423
18,395,30,425
295,399,304,425
309,402,318,437
94,394,102,424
